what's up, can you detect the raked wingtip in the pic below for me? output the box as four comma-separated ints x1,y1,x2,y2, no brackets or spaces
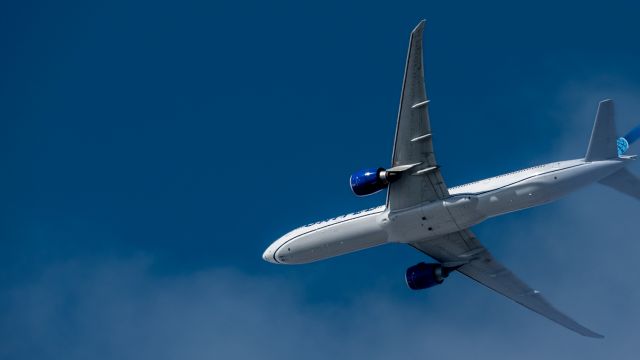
412,19,426,33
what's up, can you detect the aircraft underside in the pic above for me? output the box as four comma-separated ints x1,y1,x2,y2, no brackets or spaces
264,20,640,338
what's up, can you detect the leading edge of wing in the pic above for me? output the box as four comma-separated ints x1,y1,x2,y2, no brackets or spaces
411,230,604,338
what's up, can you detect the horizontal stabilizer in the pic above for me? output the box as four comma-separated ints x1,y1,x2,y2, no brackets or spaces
599,168,640,200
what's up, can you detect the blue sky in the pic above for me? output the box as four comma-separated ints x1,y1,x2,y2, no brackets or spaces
2,1,640,358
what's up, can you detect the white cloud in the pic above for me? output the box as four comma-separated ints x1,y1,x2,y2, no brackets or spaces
2,210,640,360
2,81,640,360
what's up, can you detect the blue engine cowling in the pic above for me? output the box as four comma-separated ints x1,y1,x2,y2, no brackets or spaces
405,262,448,290
349,168,389,196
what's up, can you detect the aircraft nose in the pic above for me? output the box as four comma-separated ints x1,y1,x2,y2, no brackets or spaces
262,246,277,264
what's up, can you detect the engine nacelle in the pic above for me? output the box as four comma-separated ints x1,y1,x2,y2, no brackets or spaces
350,168,386,196
350,167,399,196
405,262,450,290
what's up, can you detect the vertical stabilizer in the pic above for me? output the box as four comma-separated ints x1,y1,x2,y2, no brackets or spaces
585,99,618,161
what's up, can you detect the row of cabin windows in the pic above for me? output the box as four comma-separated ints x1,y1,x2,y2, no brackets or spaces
301,206,384,228
450,164,548,190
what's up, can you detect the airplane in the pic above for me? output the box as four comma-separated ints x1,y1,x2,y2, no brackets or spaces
262,20,640,338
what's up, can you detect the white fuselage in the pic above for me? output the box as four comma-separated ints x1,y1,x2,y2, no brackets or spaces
263,158,629,264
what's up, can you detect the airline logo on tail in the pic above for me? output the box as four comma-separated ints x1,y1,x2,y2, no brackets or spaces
618,124,640,155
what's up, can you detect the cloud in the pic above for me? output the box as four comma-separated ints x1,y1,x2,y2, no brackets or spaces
2,205,640,360
2,82,640,360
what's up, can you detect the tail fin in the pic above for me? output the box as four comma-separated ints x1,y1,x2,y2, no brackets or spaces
599,168,640,200
585,99,618,161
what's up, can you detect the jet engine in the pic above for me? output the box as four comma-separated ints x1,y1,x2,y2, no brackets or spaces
349,167,401,196
405,262,452,290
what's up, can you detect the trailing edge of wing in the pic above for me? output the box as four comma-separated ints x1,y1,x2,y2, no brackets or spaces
411,230,604,338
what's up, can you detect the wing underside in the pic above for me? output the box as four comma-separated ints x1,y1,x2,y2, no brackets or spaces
387,20,448,211
411,230,603,338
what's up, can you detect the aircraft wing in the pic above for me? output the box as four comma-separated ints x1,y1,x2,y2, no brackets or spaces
410,230,603,338
387,20,448,211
